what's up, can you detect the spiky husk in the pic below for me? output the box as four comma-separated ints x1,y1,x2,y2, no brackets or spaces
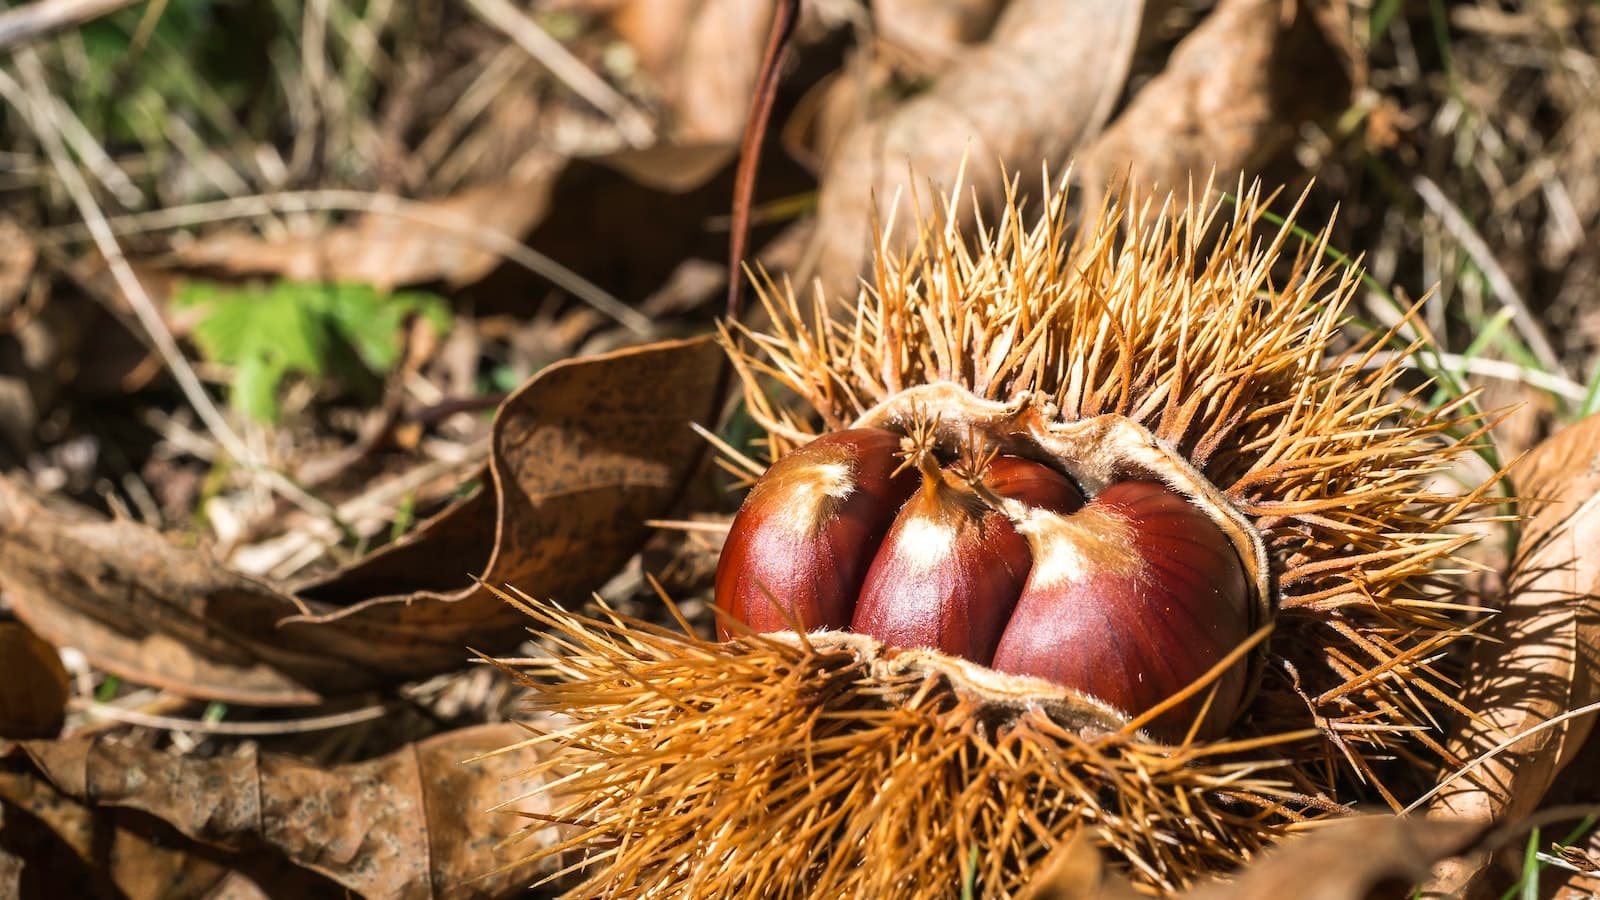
498,177,1507,895
497,593,1318,898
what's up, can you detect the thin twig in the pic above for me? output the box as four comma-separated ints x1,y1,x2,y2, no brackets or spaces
1412,174,1568,380
725,0,800,325
643,518,732,534
707,0,800,441
0,0,140,52
70,697,390,735
461,0,654,147
39,188,652,335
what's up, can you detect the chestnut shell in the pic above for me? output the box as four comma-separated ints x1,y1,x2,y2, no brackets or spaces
714,428,917,635
851,456,1084,664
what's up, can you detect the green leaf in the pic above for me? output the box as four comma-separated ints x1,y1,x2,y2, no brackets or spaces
176,280,451,422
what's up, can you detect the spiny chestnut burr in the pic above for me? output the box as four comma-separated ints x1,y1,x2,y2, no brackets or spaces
851,454,1083,664
502,181,1507,898
714,428,917,635
991,480,1252,742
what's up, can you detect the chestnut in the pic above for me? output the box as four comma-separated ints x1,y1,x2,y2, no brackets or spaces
851,455,1083,663
714,428,918,636
990,480,1253,741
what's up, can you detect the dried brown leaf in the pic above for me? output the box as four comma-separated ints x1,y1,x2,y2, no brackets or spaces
874,0,1006,69
0,622,69,739
0,486,338,705
287,335,723,668
1181,816,1482,900
3,723,539,899
1553,830,1600,900
577,0,768,193
170,170,559,290
1075,0,1353,204
805,0,1144,303
0,337,723,701
0,758,326,899
1426,413,1600,894
636,0,769,147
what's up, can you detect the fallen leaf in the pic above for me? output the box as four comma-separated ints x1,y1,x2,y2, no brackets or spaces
610,0,768,148
1555,838,1600,900
805,0,1145,304
5,723,540,899
1182,816,1482,900
0,761,326,899
0,486,338,705
0,337,724,702
170,166,560,291
873,0,1006,69
1425,413,1600,895
1074,0,1353,204
285,335,724,673
0,622,69,739
597,142,737,194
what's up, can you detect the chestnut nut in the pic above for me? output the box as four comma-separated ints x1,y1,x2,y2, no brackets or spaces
714,429,1255,742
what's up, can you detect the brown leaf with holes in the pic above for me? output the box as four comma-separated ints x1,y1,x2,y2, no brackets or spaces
0,622,69,739
0,337,723,702
1075,0,1353,205
804,0,1144,304
2,723,543,899
1181,816,1482,899
1425,413,1600,896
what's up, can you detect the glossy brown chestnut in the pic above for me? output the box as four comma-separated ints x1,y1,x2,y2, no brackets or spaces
715,428,918,637
990,480,1252,741
851,456,1083,664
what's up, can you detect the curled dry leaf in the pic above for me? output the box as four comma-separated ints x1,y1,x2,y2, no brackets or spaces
1425,413,1600,895
287,335,723,670
0,337,723,702
1074,0,1353,205
1549,833,1600,900
0,622,69,739
1554,835,1600,900
1179,816,1482,900
2,723,539,900
805,0,1144,303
